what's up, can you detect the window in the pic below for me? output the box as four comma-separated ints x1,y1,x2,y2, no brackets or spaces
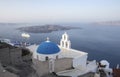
56,55,58,59
46,56,49,61
62,41,64,47
66,42,68,48
37,55,39,60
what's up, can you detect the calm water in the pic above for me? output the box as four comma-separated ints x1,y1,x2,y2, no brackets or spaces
0,23,120,68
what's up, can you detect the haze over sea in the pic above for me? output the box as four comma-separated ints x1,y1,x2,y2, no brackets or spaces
0,23,120,68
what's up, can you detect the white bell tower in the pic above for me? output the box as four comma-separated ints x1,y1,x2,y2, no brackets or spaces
60,32,71,49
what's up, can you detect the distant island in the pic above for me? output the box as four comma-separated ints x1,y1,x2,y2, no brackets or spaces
93,21,120,25
17,25,80,33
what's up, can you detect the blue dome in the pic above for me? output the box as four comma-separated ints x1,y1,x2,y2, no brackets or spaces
37,41,60,54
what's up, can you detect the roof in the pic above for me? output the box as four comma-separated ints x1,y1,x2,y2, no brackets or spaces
58,46,88,59
37,41,60,54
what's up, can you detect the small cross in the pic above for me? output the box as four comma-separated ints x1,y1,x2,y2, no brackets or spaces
46,37,50,42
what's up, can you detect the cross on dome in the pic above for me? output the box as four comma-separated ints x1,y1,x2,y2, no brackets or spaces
46,37,50,42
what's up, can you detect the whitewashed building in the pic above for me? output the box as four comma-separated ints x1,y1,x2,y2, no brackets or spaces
27,32,98,77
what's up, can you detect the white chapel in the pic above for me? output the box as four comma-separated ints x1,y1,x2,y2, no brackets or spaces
27,32,98,77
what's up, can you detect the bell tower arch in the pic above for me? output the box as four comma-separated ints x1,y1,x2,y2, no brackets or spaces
60,32,71,49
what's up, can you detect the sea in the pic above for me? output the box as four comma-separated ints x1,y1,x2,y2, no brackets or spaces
0,23,120,68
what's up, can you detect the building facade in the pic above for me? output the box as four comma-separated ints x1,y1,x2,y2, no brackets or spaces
27,32,97,77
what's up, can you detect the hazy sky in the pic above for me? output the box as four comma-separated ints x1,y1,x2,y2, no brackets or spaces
0,0,120,23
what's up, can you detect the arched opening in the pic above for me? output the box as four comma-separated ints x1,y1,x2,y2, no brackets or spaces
62,41,64,47
46,56,49,61
37,55,39,60
64,35,66,40
66,42,68,48
56,55,59,59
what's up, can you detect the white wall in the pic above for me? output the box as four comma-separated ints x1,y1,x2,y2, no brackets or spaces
73,54,87,69
34,53,59,61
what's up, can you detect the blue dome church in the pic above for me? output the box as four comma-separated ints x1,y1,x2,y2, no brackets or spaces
37,37,60,54
34,37,60,61
27,32,98,77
